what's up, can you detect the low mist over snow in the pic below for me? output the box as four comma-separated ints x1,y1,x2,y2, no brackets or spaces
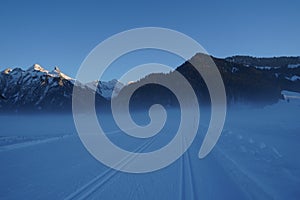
0,97,299,199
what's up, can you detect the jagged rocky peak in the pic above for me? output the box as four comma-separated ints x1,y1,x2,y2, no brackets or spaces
53,66,61,73
86,79,124,99
48,66,73,80
3,68,12,74
106,79,123,86
28,64,48,73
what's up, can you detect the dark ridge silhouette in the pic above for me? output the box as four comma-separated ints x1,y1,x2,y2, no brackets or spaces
118,53,300,109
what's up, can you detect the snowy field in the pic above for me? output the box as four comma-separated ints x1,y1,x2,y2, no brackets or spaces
0,98,299,199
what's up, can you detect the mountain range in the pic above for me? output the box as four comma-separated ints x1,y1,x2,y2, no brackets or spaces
0,54,299,113
0,64,122,112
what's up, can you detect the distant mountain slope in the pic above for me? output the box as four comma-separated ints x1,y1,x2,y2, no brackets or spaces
86,79,124,99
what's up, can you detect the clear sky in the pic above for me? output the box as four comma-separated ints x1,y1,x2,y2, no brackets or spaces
1,0,300,81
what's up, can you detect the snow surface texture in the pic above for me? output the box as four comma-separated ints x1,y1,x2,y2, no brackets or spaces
254,66,280,70
288,64,300,69
0,97,300,199
285,75,300,82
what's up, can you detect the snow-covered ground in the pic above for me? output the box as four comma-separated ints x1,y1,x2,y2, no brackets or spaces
0,97,299,199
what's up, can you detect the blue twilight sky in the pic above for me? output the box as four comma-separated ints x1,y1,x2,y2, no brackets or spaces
0,0,300,81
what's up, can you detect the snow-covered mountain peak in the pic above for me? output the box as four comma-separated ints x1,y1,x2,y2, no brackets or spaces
106,79,123,88
49,66,73,80
28,64,48,73
127,81,136,85
86,79,124,99
3,68,12,74
54,66,61,73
